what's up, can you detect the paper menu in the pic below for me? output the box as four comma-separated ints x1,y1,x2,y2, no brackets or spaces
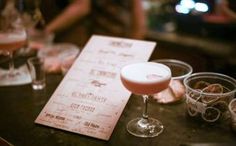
35,35,156,140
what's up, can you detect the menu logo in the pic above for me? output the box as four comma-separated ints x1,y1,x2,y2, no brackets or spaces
109,40,133,48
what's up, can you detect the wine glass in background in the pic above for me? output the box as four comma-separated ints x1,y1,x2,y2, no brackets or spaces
0,0,27,81
16,0,55,54
19,0,45,29
17,0,52,54
120,62,171,137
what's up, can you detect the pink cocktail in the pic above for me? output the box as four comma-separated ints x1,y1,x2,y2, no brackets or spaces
120,62,171,137
0,32,26,52
0,30,27,79
121,62,171,95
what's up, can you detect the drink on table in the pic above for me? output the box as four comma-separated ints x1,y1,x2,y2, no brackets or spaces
0,30,27,80
27,57,46,90
120,62,171,138
0,0,30,84
0,31,26,52
121,62,171,95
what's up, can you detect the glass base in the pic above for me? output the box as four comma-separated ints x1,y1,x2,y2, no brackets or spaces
127,117,164,137
0,65,31,86
32,81,45,90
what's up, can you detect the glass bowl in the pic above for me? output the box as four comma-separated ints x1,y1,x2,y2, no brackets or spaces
229,98,236,131
153,59,193,80
152,59,193,103
184,72,236,122
38,43,80,74
27,28,54,50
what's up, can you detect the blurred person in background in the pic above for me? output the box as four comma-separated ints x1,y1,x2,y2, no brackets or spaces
215,0,236,21
42,0,147,47
203,0,236,23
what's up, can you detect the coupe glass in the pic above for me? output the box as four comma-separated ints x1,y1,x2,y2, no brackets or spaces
120,62,171,137
0,0,27,81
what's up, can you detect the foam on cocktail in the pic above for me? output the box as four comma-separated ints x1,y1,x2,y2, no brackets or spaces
0,31,26,51
121,62,170,83
0,31,26,44
121,62,171,95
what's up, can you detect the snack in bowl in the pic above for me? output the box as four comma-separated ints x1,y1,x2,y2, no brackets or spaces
184,72,236,122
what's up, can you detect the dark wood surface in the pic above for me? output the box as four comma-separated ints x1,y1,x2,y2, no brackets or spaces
0,54,236,146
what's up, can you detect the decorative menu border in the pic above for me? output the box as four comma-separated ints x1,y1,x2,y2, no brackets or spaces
35,35,156,140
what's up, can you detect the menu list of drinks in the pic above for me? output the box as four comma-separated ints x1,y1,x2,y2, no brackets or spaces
35,35,156,140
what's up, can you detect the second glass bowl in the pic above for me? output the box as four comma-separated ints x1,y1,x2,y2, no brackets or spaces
38,43,80,74
152,59,193,103
184,72,236,122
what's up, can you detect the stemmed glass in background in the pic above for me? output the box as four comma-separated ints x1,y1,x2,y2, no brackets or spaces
0,0,52,85
120,62,171,137
0,0,27,81
18,0,51,53
19,0,45,29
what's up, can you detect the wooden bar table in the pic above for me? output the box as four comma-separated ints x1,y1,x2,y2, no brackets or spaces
0,40,236,146
0,72,236,146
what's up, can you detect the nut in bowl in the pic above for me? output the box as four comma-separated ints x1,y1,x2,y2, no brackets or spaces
184,72,236,122
152,59,193,104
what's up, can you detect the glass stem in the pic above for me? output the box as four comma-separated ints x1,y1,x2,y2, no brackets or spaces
142,95,149,119
8,51,15,75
